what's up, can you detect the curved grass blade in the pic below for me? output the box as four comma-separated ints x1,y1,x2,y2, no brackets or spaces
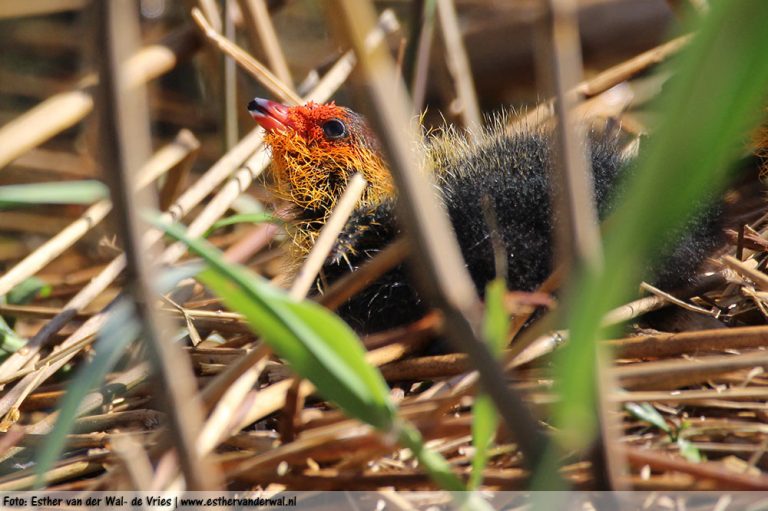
157,219,396,430
34,265,200,488
155,219,482,494
34,298,140,488
7,277,51,304
544,1,768,487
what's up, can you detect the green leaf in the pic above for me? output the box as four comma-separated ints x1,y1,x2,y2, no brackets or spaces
0,316,26,354
0,181,108,209
544,1,768,480
7,276,51,304
470,393,497,489
677,437,704,463
625,402,670,434
483,278,509,356
200,269,395,429
156,218,396,431
155,218,470,492
205,212,280,237
469,278,508,488
397,423,466,491
35,298,140,488
35,264,201,488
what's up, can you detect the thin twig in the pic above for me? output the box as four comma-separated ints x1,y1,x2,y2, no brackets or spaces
0,200,111,297
237,0,293,87
435,0,481,130
722,255,768,291
639,281,718,317
511,34,691,131
0,130,200,298
191,7,302,105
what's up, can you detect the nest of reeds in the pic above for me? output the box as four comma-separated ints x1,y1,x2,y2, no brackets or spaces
2,0,768,500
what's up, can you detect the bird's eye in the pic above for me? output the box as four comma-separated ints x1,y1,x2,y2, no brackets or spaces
322,119,348,140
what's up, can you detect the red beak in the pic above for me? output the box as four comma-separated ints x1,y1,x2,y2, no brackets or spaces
247,98,292,131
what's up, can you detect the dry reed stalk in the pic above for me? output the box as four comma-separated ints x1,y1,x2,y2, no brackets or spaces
435,0,481,130
409,0,437,114
511,34,691,131
228,466,530,490
191,7,301,106
0,0,86,19
615,348,768,390
111,434,155,490
0,28,198,170
72,409,164,432
158,138,201,210
607,324,768,359
216,331,434,452
330,0,548,470
0,126,245,387
196,350,268,456
532,1,624,485
613,386,768,403
0,304,88,320
0,128,268,417
237,0,294,87
0,200,110,297
136,129,201,190
624,446,768,490
721,255,768,290
96,0,219,476
158,148,272,264
0,131,200,298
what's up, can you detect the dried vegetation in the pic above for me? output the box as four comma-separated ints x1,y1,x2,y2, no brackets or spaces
1,0,768,496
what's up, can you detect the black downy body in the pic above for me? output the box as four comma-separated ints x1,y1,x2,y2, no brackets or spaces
320,128,725,333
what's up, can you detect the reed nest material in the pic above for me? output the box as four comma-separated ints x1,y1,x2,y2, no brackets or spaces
1,0,768,496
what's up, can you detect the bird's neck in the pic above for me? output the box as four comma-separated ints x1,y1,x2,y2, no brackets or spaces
270,148,395,222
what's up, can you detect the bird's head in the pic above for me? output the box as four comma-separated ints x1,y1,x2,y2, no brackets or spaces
248,98,394,218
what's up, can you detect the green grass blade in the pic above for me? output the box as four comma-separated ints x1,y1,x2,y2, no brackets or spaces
625,402,670,434
483,279,509,356
156,218,396,431
205,212,280,236
543,1,768,487
200,269,395,429
34,264,200,487
34,298,140,488
0,181,108,208
156,218,472,491
469,278,508,489
7,276,51,304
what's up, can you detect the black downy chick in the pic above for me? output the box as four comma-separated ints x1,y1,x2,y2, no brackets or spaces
248,98,725,334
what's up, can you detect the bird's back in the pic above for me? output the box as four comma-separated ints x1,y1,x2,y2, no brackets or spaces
321,125,724,333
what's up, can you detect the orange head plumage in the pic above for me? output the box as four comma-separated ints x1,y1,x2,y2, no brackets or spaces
248,98,394,220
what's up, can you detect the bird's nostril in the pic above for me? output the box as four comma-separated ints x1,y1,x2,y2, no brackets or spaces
247,99,258,112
